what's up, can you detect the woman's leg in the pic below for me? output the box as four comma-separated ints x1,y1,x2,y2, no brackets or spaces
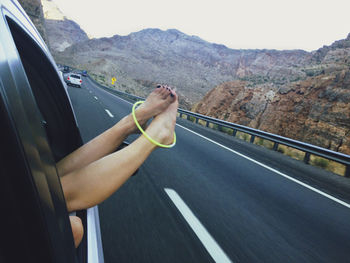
57,85,176,177
61,92,179,212
69,216,84,248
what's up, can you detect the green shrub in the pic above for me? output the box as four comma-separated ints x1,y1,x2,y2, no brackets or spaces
313,157,329,169
242,133,250,142
188,116,196,122
256,138,264,146
277,147,285,154
221,126,233,135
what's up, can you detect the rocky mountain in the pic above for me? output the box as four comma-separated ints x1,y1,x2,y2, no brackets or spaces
193,36,350,155
18,0,350,155
41,0,89,52
54,28,311,108
18,0,88,53
18,0,47,43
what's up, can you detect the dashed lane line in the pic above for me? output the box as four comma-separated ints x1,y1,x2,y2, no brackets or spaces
105,109,114,118
164,188,232,263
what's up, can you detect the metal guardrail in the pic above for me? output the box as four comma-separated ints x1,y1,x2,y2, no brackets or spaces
87,76,350,177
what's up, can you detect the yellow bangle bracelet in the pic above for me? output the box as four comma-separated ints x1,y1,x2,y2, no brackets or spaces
132,101,176,148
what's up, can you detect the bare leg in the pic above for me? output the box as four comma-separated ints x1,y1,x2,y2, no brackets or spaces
69,216,84,248
61,93,178,212
57,85,175,176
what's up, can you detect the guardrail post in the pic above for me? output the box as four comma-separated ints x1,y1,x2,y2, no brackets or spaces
206,121,209,127
232,130,237,137
273,142,279,151
250,135,255,143
187,115,190,121
195,118,199,124
179,113,183,118
218,125,223,132
304,152,311,164
345,165,350,178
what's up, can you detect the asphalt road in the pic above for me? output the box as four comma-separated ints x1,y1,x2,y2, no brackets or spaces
67,77,350,263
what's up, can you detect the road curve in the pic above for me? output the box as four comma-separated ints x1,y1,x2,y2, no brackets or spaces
66,77,350,263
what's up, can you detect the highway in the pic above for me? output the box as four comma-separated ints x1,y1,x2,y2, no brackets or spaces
67,76,350,263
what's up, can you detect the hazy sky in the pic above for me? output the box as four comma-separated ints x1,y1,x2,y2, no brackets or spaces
53,0,350,51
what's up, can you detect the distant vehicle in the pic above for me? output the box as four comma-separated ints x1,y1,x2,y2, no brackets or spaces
63,65,70,72
82,70,88,76
67,74,82,87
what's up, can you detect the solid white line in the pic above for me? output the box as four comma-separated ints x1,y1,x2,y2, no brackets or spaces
87,206,104,263
164,188,232,263
89,79,350,209
176,124,350,209
105,109,114,118
94,96,98,100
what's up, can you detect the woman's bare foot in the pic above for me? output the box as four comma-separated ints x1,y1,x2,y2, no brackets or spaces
124,85,176,134
136,84,176,124
144,93,179,146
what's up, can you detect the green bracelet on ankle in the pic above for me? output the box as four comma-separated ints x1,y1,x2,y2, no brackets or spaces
132,101,176,148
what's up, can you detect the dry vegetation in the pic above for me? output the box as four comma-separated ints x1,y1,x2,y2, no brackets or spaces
182,114,347,176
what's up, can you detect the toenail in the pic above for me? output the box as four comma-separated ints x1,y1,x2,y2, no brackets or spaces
157,84,161,88
170,93,174,97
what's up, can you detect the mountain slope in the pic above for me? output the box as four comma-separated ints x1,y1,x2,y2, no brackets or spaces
18,0,48,43
54,28,310,107
19,0,350,155
42,0,89,52
194,36,350,155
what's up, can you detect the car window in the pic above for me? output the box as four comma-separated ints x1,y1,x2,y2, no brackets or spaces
5,15,84,263
6,18,82,161
70,75,81,79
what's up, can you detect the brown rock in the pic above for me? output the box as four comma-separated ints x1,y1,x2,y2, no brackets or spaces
194,73,350,155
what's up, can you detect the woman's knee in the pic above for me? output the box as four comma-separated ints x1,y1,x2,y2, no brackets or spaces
69,216,84,248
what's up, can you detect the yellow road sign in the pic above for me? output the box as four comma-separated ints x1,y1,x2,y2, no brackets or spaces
111,77,116,84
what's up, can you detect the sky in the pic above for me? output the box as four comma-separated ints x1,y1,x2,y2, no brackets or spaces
53,0,350,51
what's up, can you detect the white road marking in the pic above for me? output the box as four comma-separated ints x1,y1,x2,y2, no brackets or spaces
89,80,350,209
176,124,350,209
87,206,104,263
94,96,98,100
164,188,232,263
105,109,114,118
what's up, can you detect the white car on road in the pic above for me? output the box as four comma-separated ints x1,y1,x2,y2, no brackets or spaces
67,73,82,87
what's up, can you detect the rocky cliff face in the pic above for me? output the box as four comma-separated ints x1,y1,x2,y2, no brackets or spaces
194,37,350,154
41,0,89,52
18,0,47,43
18,0,88,53
54,28,310,108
